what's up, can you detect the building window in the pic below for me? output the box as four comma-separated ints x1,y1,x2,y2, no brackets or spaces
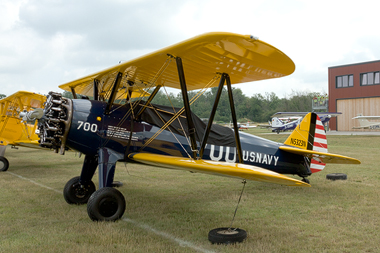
336,74,353,88
361,71,380,86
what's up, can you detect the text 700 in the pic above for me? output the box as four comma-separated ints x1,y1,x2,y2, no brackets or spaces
77,121,98,132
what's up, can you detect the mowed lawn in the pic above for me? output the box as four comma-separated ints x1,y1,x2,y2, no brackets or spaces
0,131,379,252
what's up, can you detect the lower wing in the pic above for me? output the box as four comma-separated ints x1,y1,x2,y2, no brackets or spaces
13,140,44,149
128,153,310,187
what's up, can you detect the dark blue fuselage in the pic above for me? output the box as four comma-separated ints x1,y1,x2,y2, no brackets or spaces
66,99,307,177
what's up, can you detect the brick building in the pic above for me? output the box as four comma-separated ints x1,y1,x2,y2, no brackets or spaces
328,60,380,131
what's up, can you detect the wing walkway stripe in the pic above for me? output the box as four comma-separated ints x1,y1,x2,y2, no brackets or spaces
6,171,215,253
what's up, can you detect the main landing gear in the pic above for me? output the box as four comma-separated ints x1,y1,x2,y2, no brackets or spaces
63,176,126,221
87,187,126,221
63,148,126,221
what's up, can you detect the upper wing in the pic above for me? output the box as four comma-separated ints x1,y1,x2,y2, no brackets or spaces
59,32,295,99
129,153,310,187
279,146,361,164
0,91,45,113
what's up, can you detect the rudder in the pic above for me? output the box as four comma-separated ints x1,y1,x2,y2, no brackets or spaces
284,113,327,173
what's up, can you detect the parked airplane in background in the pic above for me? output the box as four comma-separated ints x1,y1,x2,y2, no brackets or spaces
0,91,45,171
30,32,359,243
352,116,380,129
237,122,256,130
262,112,341,133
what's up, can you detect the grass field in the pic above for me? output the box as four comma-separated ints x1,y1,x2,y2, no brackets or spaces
1,129,379,252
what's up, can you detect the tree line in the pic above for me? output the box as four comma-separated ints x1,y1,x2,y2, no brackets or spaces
150,87,322,123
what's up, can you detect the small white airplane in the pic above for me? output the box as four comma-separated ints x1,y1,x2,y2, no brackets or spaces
237,122,256,130
260,112,341,133
352,116,380,129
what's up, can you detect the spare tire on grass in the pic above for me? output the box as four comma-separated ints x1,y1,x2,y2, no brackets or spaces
326,173,347,181
208,227,247,244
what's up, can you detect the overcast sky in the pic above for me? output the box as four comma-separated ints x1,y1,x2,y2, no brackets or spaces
1,0,380,98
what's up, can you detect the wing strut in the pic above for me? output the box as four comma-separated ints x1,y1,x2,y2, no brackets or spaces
176,57,198,159
198,73,243,163
105,72,122,115
93,79,99,101
70,87,77,99
136,85,162,118
199,73,225,158
226,74,243,163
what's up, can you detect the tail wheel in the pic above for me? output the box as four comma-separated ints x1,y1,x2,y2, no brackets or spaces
0,157,9,172
87,187,126,222
63,176,96,205
208,227,247,244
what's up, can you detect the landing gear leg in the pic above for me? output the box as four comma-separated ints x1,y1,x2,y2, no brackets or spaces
87,148,126,221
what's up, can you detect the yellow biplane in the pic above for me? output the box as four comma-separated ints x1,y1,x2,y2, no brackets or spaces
33,32,360,243
0,91,45,171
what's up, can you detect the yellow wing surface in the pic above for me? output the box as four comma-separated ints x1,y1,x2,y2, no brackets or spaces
279,146,361,164
59,32,295,99
129,153,310,187
0,91,46,146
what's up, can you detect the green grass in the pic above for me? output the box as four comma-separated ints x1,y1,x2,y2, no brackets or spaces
1,131,379,252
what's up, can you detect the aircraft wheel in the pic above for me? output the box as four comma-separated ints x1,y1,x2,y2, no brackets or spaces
302,178,310,184
87,187,126,222
63,176,96,205
0,156,9,172
326,173,347,181
208,227,247,244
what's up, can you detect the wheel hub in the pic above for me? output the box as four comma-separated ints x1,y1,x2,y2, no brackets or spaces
217,229,239,235
99,198,118,217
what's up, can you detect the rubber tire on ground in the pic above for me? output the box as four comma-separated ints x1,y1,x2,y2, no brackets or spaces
87,187,126,222
208,227,247,244
63,176,96,205
0,156,9,172
326,173,347,181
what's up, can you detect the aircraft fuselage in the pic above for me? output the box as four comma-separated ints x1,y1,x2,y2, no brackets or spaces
60,99,308,178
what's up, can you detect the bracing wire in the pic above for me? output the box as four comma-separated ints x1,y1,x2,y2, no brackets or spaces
229,180,246,230
139,74,220,152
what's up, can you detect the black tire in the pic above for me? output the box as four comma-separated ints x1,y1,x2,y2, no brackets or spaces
63,176,96,205
0,156,9,172
326,173,347,181
87,187,126,222
208,227,247,244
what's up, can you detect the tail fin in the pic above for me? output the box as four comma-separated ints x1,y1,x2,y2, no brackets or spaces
271,117,284,127
284,113,327,173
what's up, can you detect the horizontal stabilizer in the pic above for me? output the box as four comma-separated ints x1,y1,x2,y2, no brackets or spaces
279,146,361,164
129,153,310,187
